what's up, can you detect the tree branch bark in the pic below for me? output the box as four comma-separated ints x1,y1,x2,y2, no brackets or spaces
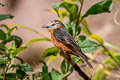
60,50,91,80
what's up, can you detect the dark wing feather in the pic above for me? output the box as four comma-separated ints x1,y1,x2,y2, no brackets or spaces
53,28,93,68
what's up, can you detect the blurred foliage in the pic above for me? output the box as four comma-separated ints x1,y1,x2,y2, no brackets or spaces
42,47,59,58
32,61,73,80
116,0,120,2
0,14,50,80
7,24,43,36
0,23,33,79
22,38,51,47
0,3,7,7
93,54,120,80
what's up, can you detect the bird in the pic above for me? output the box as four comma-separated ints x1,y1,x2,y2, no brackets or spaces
42,20,93,68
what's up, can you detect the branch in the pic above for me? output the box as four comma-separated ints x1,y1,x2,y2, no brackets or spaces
73,0,84,38
101,45,120,68
60,50,91,80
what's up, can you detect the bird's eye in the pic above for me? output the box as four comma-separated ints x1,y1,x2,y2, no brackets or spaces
51,24,55,26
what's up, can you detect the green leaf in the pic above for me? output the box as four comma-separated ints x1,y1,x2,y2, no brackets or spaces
41,61,48,73
115,54,120,63
61,59,67,74
83,0,113,18
64,21,71,29
9,46,27,58
6,73,17,80
1,24,10,31
78,40,100,53
23,38,50,47
0,43,6,50
6,35,22,48
1,25,17,36
0,57,8,67
43,47,59,58
60,2,78,21
0,50,4,54
59,10,69,21
39,72,52,80
0,76,3,79
11,35,22,48
61,59,74,77
21,63,33,72
51,69,61,80
52,3,61,16
14,57,24,64
52,2,78,21
71,22,81,35
76,26,81,35
64,21,73,36
67,64,74,74
32,74,35,80
11,64,20,68
10,41,16,50
15,47,26,54
10,42,26,58
71,0,83,3
64,21,81,36
90,34,104,45
0,29,6,40
78,35,86,42
51,67,73,80
68,27,73,36
8,27,17,36
71,55,83,63
0,14,14,21
16,68,26,79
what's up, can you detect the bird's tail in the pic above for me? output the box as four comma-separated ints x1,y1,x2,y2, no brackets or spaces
74,51,93,68
84,58,93,68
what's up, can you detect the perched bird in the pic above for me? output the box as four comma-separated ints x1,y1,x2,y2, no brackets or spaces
42,20,93,68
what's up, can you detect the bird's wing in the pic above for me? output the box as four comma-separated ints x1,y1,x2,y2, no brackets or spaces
53,28,87,58
53,28,93,68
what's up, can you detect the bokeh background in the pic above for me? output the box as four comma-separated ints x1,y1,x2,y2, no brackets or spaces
0,0,120,80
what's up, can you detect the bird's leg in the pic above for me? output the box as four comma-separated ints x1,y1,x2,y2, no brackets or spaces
60,50,91,80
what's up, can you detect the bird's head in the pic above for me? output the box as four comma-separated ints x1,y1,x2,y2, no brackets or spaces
42,20,64,30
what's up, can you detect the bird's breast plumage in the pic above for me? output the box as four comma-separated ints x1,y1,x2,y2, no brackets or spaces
50,29,72,53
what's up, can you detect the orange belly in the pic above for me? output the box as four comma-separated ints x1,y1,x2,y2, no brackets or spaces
50,30,72,53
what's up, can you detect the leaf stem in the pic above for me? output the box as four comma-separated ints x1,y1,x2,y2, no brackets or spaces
63,61,69,80
101,45,120,68
104,42,120,52
73,0,84,38
2,68,6,80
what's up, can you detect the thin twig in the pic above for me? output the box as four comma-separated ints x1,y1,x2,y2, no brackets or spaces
73,0,84,38
101,45,120,68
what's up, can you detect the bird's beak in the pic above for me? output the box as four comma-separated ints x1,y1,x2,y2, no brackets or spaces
42,26,49,28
